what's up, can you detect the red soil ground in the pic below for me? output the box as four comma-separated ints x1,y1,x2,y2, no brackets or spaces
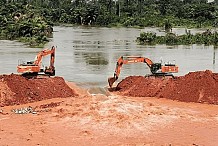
0,75,218,145
116,70,218,104
0,74,77,106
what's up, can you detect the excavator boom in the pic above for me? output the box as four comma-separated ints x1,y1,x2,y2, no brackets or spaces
108,56,178,87
108,56,153,87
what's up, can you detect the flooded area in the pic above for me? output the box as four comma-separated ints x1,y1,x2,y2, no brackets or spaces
0,26,218,88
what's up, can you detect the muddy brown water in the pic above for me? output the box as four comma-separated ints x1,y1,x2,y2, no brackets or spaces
0,26,218,90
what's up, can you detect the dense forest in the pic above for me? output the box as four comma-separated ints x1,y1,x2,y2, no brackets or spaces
1,0,218,46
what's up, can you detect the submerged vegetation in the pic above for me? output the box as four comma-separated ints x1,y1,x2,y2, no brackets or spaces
137,30,218,45
1,0,218,46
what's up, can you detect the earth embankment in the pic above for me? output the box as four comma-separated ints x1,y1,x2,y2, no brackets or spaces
116,70,218,104
0,74,77,106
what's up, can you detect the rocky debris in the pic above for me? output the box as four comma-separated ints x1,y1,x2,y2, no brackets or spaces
116,70,218,104
0,74,78,106
12,106,36,114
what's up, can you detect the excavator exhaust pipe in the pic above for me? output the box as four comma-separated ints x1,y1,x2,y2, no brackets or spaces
108,77,116,88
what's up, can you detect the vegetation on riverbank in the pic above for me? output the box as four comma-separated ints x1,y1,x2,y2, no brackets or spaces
0,1,52,47
1,0,218,47
137,29,218,45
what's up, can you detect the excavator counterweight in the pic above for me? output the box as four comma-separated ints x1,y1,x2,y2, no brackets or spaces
108,56,178,87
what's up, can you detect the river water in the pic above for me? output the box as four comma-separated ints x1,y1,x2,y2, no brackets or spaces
0,26,218,88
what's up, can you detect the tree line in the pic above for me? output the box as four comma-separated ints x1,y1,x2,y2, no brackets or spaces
1,0,218,46
29,0,218,27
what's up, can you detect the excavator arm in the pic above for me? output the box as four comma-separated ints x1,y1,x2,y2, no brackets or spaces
33,46,55,66
108,56,154,87
108,56,178,87
44,46,55,75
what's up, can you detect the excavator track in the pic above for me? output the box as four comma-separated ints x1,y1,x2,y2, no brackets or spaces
21,72,51,79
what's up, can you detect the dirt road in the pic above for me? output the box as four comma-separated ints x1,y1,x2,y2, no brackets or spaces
0,81,218,146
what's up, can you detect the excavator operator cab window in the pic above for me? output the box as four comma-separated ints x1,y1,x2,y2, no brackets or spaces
22,61,35,66
18,60,35,66
165,64,176,66
26,61,34,65
164,60,176,66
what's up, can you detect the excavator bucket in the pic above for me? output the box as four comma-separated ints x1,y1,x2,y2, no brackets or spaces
108,77,116,88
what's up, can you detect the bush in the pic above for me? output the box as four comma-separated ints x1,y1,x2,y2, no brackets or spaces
137,30,218,46
137,32,157,44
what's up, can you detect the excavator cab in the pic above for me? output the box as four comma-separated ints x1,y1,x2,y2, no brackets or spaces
44,66,55,76
150,63,162,74
18,60,33,66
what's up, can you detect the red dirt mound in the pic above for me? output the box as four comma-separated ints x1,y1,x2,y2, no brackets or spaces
0,74,77,106
116,70,218,104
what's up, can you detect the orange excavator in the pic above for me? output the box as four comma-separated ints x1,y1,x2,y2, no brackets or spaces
108,56,179,87
17,46,55,76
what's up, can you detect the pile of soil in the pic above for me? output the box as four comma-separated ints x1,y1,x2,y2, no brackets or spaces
0,74,77,106
116,70,218,104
